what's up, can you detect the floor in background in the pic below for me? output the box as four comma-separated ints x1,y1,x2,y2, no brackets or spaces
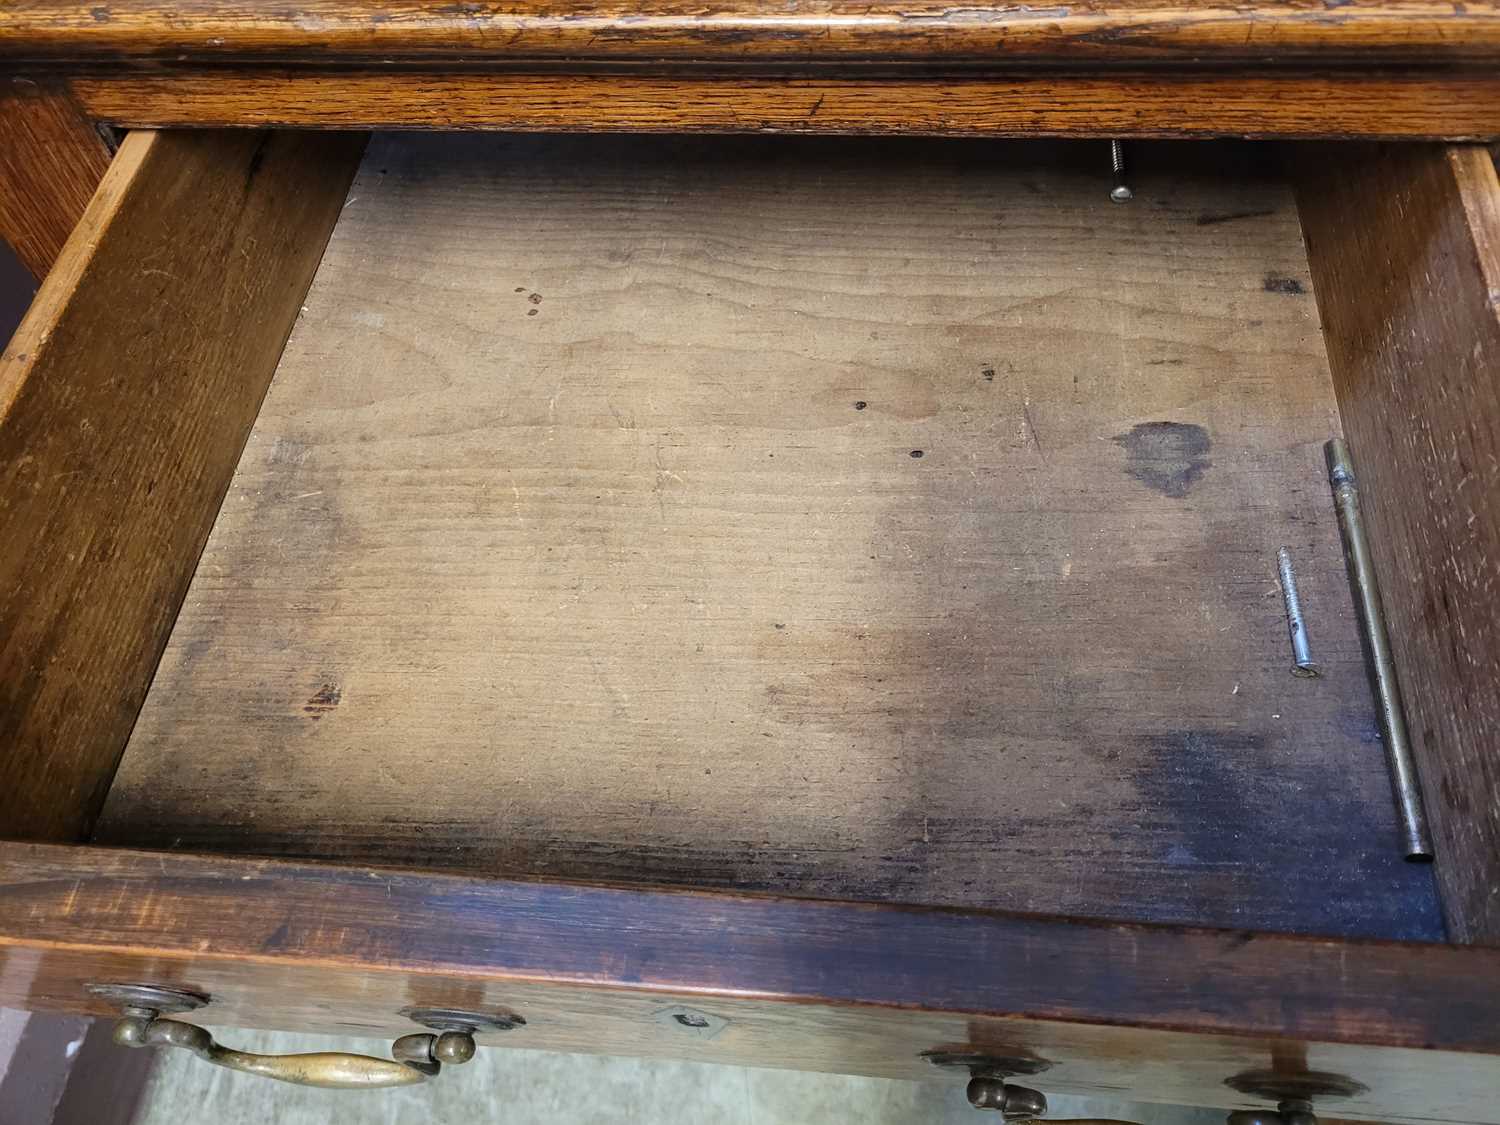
129,1029,1226,1125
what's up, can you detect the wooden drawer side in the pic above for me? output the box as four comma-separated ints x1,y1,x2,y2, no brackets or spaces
0,129,364,841
1298,145,1500,945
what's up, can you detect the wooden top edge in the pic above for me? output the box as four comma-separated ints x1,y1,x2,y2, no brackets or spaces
1448,145,1500,307
3,842,1498,1052
4,0,1500,65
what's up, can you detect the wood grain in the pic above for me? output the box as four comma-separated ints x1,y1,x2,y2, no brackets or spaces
0,78,110,283
1297,145,1500,945
0,129,365,842
69,71,1500,140
0,842,1497,1123
98,134,1441,940
5,0,1500,66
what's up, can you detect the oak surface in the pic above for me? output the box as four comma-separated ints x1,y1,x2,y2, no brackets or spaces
99,135,1441,940
0,843,1496,1123
0,79,110,282
0,129,364,841
70,71,1500,140
5,0,1500,65
1298,145,1500,945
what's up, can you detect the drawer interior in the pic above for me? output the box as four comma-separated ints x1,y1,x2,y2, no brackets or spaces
89,134,1442,940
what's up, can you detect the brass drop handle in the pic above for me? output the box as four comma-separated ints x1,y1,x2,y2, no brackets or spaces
966,1073,1142,1124
966,1076,1049,1117
89,984,523,1091
925,1054,1144,1125
113,1005,474,1088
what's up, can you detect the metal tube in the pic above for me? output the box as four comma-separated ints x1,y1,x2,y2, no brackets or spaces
1276,547,1320,677
1325,438,1434,861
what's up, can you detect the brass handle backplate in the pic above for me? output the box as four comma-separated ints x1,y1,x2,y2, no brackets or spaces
89,983,521,1090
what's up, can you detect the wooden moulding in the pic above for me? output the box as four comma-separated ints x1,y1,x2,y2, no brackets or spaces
1297,145,1500,945
0,78,111,282
66,71,1500,140
3,0,1500,66
0,129,365,841
2,842,1500,1122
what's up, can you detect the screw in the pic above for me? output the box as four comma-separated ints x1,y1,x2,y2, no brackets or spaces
1109,140,1132,203
1277,547,1320,678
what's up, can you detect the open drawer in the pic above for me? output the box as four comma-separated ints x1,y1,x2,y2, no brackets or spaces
2,130,1499,1121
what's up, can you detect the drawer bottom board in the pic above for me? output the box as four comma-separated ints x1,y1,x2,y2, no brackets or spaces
96,135,1441,941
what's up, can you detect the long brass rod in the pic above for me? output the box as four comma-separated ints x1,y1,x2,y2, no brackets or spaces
1326,438,1433,861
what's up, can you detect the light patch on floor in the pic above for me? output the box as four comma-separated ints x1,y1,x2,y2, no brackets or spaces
128,1029,1226,1125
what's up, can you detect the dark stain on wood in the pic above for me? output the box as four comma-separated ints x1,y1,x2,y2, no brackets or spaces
1197,209,1277,225
243,132,273,187
303,684,341,718
1263,275,1308,294
1129,728,1441,938
1113,421,1212,498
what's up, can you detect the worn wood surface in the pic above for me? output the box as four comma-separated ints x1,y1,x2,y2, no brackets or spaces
0,78,110,283
0,843,1496,1122
98,135,1440,940
0,129,365,842
1297,145,1500,946
69,71,1500,139
6,0,1500,66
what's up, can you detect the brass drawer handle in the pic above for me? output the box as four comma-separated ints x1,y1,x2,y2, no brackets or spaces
113,1006,473,1088
925,1051,1144,1124
89,984,522,1090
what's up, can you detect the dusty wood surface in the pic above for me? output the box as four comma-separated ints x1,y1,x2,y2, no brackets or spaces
69,71,1500,140
0,78,110,283
1298,145,1500,946
99,135,1440,939
0,843,1496,1122
5,0,1500,66
0,129,364,842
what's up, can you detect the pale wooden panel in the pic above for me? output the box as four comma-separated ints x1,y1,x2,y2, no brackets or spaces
98,136,1441,939
0,129,364,842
